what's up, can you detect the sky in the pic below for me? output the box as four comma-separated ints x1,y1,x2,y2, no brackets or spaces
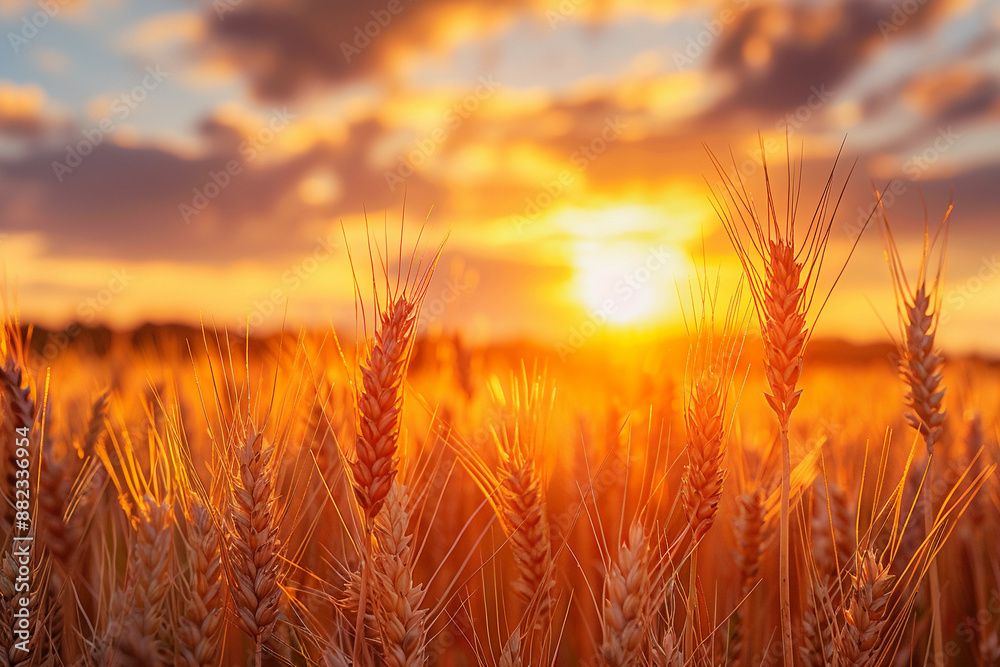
0,0,999,352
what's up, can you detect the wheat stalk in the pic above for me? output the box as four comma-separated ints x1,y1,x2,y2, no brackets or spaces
228,424,282,665
66,391,111,548
680,368,731,661
711,142,857,666
879,201,950,666
177,500,225,667
601,522,650,667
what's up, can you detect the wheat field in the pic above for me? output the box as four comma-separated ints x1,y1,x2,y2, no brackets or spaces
1,163,998,667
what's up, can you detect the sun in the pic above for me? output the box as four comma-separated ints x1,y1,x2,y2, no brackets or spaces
562,207,692,326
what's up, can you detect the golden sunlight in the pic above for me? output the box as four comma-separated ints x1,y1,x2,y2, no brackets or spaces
567,207,692,326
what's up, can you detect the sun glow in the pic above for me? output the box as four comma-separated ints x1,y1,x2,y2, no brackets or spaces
566,206,693,326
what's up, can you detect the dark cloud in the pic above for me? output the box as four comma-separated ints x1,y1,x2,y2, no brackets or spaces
206,0,531,100
0,113,45,138
878,162,1000,231
0,117,447,262
708,0,956,116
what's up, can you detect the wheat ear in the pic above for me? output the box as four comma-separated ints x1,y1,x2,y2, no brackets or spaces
340,567,380,654
897,283,947,452
370,481,427,667
495,378,554,634
352,296,418,522
651,629,683,667
0,359,33,435
835,551,895,666
500,450,553,630
601,522,650,667
681,374,727,544
0,551,35,667
499,630,523,667
177,500,225,667
729,486,772,666
120,495,173,664
3,551,41,667
680,270,742,547
799,576,837,667
38,443,75,580
0,355,34,535
228,425,282,664
37,441,73,661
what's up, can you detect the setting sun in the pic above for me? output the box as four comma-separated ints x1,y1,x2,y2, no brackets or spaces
565,206,692,326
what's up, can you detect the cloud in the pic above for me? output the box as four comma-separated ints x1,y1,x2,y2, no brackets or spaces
203,0,532,100
0,81,51,138
0,113,449,263
120,11,206,55
707,0,960,116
